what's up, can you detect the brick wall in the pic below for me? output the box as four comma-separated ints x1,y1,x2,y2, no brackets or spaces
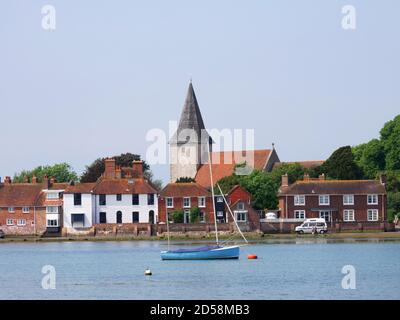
0,207,46,235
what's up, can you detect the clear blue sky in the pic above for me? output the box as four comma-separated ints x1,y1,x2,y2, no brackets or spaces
1,0,399,184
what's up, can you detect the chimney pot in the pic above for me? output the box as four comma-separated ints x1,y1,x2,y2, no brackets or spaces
281,174,289,187
132,160,144,178
104,158,116,179
304,173,310,181
319,173,326,181
32,176,38,184
380,174,387,186
4,176,12,184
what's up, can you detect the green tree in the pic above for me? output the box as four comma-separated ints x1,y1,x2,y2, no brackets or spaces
322,146,363,180
353,139,385,179
80,153,151,182
189,207,201,223
380,115,400,171
172,210,184,223
240,170,278,210
215,174,241,194
270,163,306,186
13,163,78,183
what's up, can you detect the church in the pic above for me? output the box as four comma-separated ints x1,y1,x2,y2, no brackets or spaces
169,83,280,188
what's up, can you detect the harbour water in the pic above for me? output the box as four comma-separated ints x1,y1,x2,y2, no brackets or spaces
1,239,399,300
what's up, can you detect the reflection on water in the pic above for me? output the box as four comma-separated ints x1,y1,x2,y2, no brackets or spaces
0,239,399,300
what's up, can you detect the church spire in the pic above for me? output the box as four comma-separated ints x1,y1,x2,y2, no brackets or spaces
170,82,211,144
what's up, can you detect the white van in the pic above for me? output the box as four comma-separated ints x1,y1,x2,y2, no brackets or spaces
295,218,328,234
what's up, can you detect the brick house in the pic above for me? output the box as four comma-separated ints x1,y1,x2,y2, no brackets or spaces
62,159,158,234
158,182,214,223
0,176,67,235
158,183,261,231
278,174,387,225
226,185,261,231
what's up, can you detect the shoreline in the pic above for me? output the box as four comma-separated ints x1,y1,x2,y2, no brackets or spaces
1,231,400,244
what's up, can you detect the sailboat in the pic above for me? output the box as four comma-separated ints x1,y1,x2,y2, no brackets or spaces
161,145,248,260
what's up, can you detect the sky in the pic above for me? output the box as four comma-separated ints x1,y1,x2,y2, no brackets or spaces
0,0,399,184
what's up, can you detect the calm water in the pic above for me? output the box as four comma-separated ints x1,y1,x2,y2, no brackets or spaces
0,239,399,300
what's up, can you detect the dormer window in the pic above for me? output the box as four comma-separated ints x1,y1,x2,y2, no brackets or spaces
47,192,59,200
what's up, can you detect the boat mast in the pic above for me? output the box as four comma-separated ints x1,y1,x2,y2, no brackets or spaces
166,211,170,251
207,142,219,245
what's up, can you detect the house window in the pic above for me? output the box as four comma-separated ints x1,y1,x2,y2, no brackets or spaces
294,195,305,206
17,219,26,226
199,211,206,223
236,212,247,222
166,197,174,208
217,211,224,217
116,194,122,201
294,210,306,219
74,193,82,206
217,197,224,203
148,194,155,205
47,219,58,227
343,195,354,205
132,194,139,205
8,207,15,213
368,209,379,221
46,206,59,214
149,210,155,224
22,207,30,213
344,210,355,222
183,197,191,208
132,212,139,223
99,194,106,206
71,214,84,228
6,219,14,226
198,197,206,208
237,202,245,211
116,211,122,224
47,192,59,200
367,194,378,205
319,195,330,206
99,212,107,224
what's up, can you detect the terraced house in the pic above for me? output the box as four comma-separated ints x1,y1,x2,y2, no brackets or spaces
278,173,388,230
0,176,67,235
62,159,158,234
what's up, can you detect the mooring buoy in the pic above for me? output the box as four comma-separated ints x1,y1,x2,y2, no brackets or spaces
247,254,258,260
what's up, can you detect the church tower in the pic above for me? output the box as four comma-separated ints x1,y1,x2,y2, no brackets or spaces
170,83,212,182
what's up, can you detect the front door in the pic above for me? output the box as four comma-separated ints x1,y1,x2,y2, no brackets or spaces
99,212,106,224
320,211,331,222
149,210,154,224
116,211,122,224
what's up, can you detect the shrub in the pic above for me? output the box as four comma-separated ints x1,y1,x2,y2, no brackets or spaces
172,210,184,223
190,207,201,223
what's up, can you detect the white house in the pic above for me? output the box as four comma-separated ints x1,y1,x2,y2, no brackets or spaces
62,159,158,234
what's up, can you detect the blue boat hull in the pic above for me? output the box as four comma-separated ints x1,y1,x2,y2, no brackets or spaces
161,245,240,260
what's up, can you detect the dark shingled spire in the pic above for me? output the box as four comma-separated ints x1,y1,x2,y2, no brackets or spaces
170,82,212,145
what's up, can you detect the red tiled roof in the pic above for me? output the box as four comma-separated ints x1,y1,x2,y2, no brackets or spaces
195,150,272,188
93,178,157,194
160,182,211,197
64,183,96,194
279,180,386,196
64,178,157,195
0,183,44,207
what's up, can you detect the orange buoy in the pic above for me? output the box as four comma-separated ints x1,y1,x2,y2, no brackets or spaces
247,254,258,260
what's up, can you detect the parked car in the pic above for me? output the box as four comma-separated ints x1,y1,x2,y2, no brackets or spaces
295,218,328,234
0,229,5,239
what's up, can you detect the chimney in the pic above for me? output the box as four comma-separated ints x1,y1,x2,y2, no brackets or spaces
319,173,326,181
104,158,116,179
4,176,12,184
43,175,50,188
380,174,387,186
24,176,29,183
32,176,38,184
50,177,57,184
115,166,122,179
281,174,289,187
132,160,144,178
304,173,310,182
